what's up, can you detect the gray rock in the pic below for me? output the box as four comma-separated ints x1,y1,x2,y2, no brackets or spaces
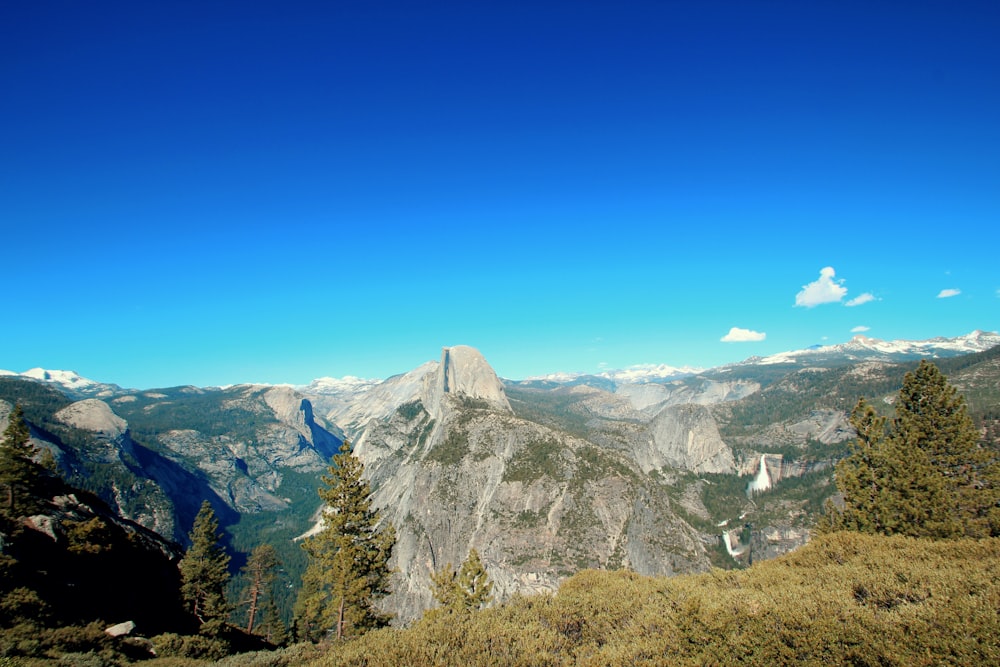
105,620,136,637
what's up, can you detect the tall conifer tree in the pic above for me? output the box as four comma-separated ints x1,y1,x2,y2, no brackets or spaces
294,441,395,642
179,500,231,636
823,360,999,538
240,543,279,635
0,405,38,516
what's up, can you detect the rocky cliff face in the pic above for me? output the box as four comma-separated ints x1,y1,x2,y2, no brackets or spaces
740,454,835,486
46,398,178,538
351,347,713,622
616,378,760,414
142,385,342,519
425,345,511,419
3,382,344,544
638,404,736,474
327,362,438,436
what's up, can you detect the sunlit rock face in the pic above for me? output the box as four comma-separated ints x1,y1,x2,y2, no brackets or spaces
636,404,736,474
350,347,713,622
424,345,512,420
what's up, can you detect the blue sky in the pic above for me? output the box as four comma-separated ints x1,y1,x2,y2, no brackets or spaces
2,1,998,388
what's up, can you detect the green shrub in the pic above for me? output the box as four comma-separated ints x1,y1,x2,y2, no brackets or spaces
151,634,228,661
211,642,322,667
303,533,1000,666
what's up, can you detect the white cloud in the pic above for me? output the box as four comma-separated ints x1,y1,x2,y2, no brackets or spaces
795,267,847,307
937,288,961,299
721,327,766,343
845,292,876,307
851,325,870,333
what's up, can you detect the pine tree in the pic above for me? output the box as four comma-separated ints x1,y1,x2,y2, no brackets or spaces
429,548,494,613
179,500,232,636
429,563,461,610
258,595,289,646
823,361,999,538
240,543,279,634
894,360,999,537
294,441,395,642
0,405,38,517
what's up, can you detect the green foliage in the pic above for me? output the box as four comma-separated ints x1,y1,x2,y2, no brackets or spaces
226,467,318,627
824,361,1000,538
210,641,323,667
425,428,469,465
696,472,750,524
505,386,600,439
502,438,563,483
304,532,1000,666
395,400,426,423
110,387,264,444
0,620,161,664
293,442,395,642
429,549,494,613
179,501,232,636
238,544,281,636
151,632,229,661
0,406,40,517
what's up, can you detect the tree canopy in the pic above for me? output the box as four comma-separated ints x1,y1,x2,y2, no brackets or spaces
239,543,280,636
430,548,494,613
294,441,395,642
822,360,1000,538
179,500,232,636
0,405,40,518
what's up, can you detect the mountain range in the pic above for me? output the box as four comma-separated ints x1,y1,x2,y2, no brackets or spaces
1,329,998,623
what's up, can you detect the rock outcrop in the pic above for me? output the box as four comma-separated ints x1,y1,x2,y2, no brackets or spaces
151,385,342,516
351,348,712,622
55,399,127,438
616,378,760,414
424,345,512,420
636,404,736,474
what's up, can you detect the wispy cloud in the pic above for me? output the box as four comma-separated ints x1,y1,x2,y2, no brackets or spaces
937,288,961,299
851,325,870,333
721,327,766,342
795,267,847,307
845,292,876,307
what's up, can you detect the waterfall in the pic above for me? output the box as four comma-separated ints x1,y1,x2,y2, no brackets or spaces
746,454,771,494
722,529,746,557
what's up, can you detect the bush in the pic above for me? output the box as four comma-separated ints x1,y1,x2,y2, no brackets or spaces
211,642,322,667
305,533,1000,666
151,633,229,662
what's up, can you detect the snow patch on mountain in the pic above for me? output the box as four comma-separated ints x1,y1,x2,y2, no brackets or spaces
0,367,126,398
299,375,382,395
526,362,703,386
751,330,1000,366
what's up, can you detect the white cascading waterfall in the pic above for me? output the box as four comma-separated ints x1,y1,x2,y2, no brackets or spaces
746,454,771,494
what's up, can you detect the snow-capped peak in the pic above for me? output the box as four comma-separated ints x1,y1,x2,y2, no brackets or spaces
0,367,126,398
298,375,382,396
20,368,99,389
525,362,703,386
753,330,1000,366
